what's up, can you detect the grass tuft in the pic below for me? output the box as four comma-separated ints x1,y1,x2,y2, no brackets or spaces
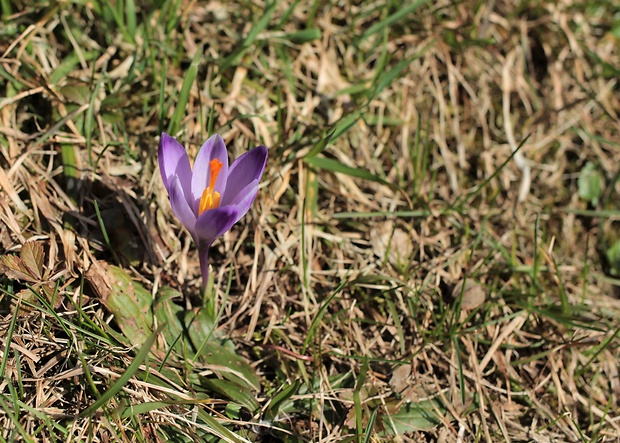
0,0,619,441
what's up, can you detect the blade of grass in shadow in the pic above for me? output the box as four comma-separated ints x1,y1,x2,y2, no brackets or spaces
0,64,28,91
160,0,183,35
302,279,347,354
549,245,569,315
263,380,300,422
301,197,309,294
219,2,277,73
305,168,319,222
276,0,301,27
168,47,202,136
13,353,24,404
385,294,406,354
451,135,530,210
49,51,97,85
13,399,68,434
562,208,620,217
93,199,121,264
118,398,235,419
0,0,11,20
85,65,104,167
332,210,431,219
354,358,369,441
279,28,321,44
158,57,167,136
362,407,379,443
0,395,34,443
0,295,19,380
80,325,162,417
452,336,467,405
200,378,259,411
32,103,89,149
304,110,362,158
304,156,394,188
120,401,181,419
124,0,137,40
366,40,435,102
305,41,432,160
206,101,216,137
357,0,429,43
60,142,78,203
98,0,135,44
194,408,249,443
578,326,620,376
5,284,117,350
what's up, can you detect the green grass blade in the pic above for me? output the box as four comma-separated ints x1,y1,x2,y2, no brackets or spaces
93,200,112,251
332,210,431,219
0,297,19,382
264,380,300,420
304,155,394,188
367,44,432,101
0,0,12,19
305,110,362,158
0,395,35,443
80,326,161,417
358,0,429,42
362,407,379,442
167,47,202,135
85,68,104,167
158,57,167,136
219,2,277,72
125,0,137,39
195,408,248,443
120,401,172,419
61,143,78,202
279,28,322,44
302,279,347,353
452,134,530,209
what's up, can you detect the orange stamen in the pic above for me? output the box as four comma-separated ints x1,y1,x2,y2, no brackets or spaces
208,158,223,189
198,159,223,215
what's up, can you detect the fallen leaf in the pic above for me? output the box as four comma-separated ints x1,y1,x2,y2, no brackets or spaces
0,254,36,282
0,241,46,283
20,241,44,280
451,280,486,310
371,222,413,266
389,363,412,393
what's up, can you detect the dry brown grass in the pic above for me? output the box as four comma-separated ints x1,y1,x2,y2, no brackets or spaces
1,0,620,441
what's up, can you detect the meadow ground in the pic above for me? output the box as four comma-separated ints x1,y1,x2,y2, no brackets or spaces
1,0,620,441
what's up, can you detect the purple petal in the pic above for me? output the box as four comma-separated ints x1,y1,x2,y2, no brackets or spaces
191,135,229,213
221,146,267,206
169,176,197,238
194,206,239,242
159,133,192,202
229,179,259,223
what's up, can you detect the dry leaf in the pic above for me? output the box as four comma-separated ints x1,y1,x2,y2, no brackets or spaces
0,241,49,285
389,363,412,394
0,247,41,283
20,241,44,281
371,222,413,266
451,280,486,310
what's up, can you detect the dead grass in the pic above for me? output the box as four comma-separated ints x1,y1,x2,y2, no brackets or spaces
1,0,620,441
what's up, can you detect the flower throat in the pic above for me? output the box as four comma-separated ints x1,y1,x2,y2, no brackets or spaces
198,159,223,214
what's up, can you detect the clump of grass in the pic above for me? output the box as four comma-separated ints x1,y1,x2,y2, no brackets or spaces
1,0,620,441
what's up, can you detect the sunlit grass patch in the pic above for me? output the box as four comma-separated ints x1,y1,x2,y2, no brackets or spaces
1,0,620,441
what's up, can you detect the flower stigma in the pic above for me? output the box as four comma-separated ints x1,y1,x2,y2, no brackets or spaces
198,158,223,214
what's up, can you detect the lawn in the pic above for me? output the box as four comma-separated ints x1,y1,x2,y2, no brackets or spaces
1,0,620,441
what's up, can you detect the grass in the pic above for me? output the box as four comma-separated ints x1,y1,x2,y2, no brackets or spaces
1,0,620,441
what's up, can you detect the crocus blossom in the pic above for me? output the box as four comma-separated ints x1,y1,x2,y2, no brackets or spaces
159,132,268,288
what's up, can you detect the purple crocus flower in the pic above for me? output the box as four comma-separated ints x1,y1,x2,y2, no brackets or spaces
158,132,268,288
